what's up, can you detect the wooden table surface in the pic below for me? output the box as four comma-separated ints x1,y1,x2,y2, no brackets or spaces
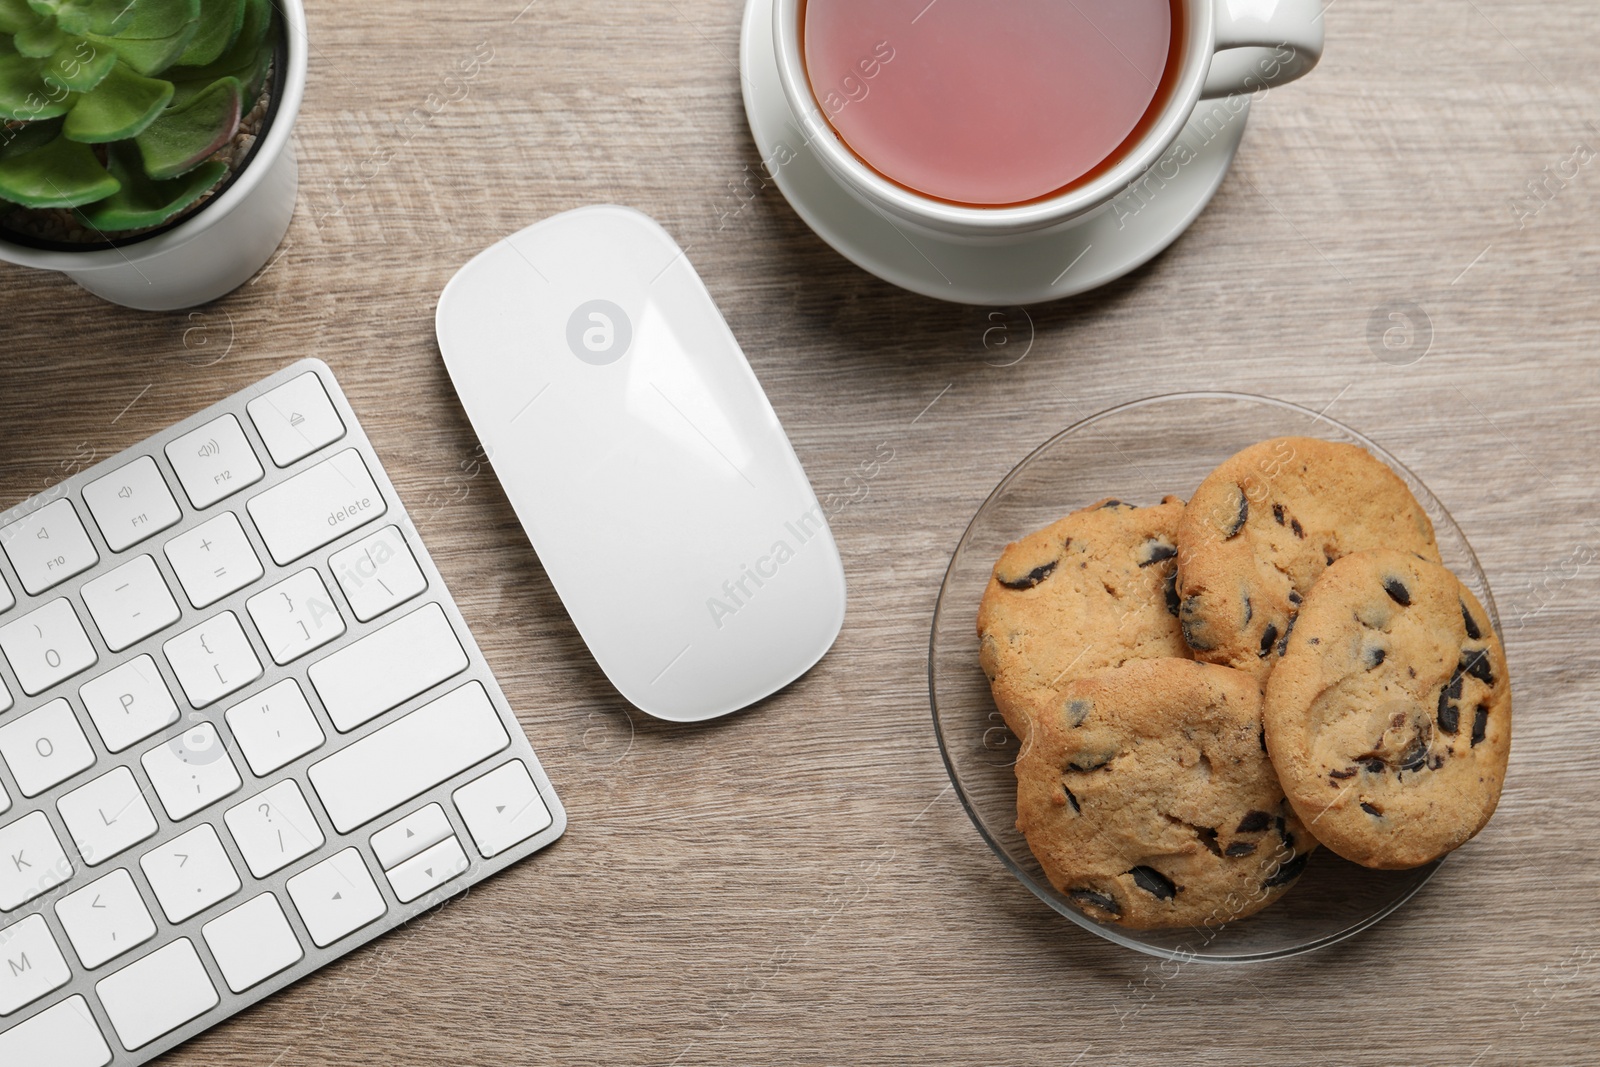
3,1,1599,1064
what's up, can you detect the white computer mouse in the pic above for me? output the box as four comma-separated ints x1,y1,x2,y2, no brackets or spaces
435,206,846,723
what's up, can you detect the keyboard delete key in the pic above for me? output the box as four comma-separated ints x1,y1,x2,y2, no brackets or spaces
247,449,386,565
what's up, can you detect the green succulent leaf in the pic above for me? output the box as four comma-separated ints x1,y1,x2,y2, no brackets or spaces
52,0,139,37
165,0,266,108
13,16,64,57
176,0,242,67
84,0,201,76
62,59,171,141
42,34,114,91
76,140,220,228
0,51,75,119
0,126,117,206
134,72,234,178
0,0,41,36
0,113,62,157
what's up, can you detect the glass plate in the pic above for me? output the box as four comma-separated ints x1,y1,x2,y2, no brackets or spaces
929,393,1499,964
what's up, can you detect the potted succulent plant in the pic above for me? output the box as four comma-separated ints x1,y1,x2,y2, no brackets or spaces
0,0,306,309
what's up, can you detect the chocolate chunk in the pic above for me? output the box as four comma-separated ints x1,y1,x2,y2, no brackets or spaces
1235,810,1270,833
1399,736,1428,772
1325,552,1336,566
1063,786,1080,813
1437,691,1460,734
1097,500,1126,510
1291,518,1305,539
1428,753,1446,770
1462,602,1482,640
998,560,1057,590
1243,596,1253,625
1225,491,1248,538
1064,699,1092,727
1258,623,1279,657
1139,541,1178,567
1128,865,1177,900
1329,767,1357,779
1225,841,1258,857
1461,649,1495,687
1263,852,1309,887
1360,801,1383,816
1472,703,1489,745
1288,590,1302,606
1180,604,1214,651
1361,757,1387,774
1273,504,1287,526
1275,815,1294,851
1163,571,1181,617
1383,577,1412,606
1365,646,1387,669
1308,637,1320,646
1070,888,1120,915
1444,674,1464,702
1277,614,1297,657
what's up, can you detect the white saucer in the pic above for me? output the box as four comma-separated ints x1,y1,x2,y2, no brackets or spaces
738,0,1251,305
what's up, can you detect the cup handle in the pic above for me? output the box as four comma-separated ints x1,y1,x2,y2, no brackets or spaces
1200,0,1325,98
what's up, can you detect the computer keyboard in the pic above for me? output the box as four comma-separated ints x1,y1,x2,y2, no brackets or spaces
0,359,567,1065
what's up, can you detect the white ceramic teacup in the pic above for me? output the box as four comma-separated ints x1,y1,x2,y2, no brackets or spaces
771,0,1323,242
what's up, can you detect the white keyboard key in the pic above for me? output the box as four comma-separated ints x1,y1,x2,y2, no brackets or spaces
0,995,112,1066
285,848,387,948
0,811,72,911
308,602,467,732
203,893,304,994
0,914,71,1015
454,760,553,858
81,555,182,652
225,678,325,776
247,568,346,665
384,835,469,904
163,611,262,708
54,867,157,969
82,456,182,552
224,779,324,878
57,767,158,867
0,598,99,696
141,823,240,923
247,372,346,467
141,722,242,820
330,525,427,622
0,498,99,596
371,803,453,870
0,698,96,797
247,449,387,566
166,413,263,510
97,938,219,1051
79,655,179,753
164,511,263,609
309,682,509,834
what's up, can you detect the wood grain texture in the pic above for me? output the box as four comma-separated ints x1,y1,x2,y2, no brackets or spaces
2,1,1599,1064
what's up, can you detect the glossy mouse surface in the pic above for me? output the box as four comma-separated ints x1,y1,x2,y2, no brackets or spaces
436,206,846,722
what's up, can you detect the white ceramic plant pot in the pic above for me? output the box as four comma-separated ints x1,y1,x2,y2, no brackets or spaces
0,0,307,311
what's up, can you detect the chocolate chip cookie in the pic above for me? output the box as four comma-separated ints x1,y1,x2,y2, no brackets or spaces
1015,659,1314,929
1264,550,1511,869
978,498,1189,745
1175,437,1441,682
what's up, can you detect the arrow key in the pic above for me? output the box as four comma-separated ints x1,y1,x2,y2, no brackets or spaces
370,803,453,870
384,835,469,904
286,848,386,948
55,867,157,969
453,760,553,859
